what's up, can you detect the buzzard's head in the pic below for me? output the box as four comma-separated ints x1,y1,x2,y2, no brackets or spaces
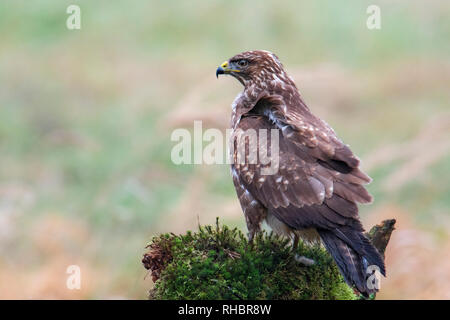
216,50,292,87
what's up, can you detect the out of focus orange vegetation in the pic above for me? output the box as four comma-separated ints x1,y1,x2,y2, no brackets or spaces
367,207,450,299
0,215,98,299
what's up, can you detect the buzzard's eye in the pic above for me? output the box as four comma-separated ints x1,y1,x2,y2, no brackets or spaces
238,59,248,68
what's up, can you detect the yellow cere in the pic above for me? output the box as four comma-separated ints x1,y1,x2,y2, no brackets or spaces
220,60,240,72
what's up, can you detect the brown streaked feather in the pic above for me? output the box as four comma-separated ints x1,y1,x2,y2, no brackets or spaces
232,114,372,211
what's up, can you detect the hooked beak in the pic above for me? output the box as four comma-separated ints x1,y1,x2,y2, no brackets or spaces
216,61,240,78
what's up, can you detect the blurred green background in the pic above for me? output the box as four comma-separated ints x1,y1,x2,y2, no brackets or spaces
0,0,449,299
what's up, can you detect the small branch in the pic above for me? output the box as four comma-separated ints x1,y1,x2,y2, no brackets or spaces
366,219,396,259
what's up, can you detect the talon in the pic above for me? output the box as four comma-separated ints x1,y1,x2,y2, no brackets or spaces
295,254,315,266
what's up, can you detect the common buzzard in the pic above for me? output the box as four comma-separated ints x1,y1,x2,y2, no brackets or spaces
216,50,385,296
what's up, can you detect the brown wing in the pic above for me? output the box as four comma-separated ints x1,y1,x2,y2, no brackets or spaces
232,95,373,231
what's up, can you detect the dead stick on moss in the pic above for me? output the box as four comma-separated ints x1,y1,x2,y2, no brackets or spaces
365,219,396,260
363,219,396,299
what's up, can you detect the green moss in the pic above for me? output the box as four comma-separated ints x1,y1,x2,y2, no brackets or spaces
144,219,357,300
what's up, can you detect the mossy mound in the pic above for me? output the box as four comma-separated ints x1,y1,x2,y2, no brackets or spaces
143,219,357,300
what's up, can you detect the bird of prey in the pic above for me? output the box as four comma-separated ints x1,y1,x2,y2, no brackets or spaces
216,50,385,296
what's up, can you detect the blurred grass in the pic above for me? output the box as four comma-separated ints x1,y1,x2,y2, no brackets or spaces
0,0,449,299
